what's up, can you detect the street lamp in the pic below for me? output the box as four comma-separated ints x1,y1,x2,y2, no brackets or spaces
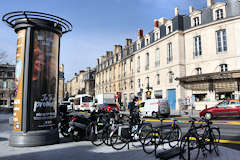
145,76,152,99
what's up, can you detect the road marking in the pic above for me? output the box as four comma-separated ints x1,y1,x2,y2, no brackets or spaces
144,119,240,125
187,137,240,144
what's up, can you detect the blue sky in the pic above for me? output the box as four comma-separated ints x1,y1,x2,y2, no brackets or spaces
0,0,224,80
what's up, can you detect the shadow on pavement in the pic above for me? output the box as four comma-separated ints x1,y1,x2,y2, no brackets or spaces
59,137,74,144
0,144,153,160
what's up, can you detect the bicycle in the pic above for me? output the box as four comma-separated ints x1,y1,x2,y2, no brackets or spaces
89,111,120,146
179,117,220,160
142,118,182,156
110,113,152,150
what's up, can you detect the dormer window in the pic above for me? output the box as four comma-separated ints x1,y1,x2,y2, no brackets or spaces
190,10,202,27
216,9,223,20
146,38,149,45
212,2,226,21
168,26,171,34
193,17,200,26
130,46,133,53
137,43,141,50
155,33,159,40
165,21,172,35
154,28,160,41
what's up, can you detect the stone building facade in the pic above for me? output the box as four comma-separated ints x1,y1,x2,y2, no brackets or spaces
0,63,15,108
95,0,240,112
58,64,65,103
65,67,95,98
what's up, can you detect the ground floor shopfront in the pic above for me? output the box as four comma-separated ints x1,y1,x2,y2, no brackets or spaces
177,70,240,111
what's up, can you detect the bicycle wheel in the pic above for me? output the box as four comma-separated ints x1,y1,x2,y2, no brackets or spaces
204,128,220,155
138,124,152,144
143,131,157,154
110,128,128,150
90,125,104,146
168,125,182,148
180,135,200,160
103,127,112,146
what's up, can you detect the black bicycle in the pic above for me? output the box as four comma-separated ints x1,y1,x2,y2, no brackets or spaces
179,117,220,160
142,118,182,156
89,111,119,146
110,112,152,150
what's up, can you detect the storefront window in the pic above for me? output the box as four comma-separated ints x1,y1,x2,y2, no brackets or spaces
215,92,233,100
193,94,206,102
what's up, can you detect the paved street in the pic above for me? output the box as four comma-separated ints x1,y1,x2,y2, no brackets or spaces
1,112,240,160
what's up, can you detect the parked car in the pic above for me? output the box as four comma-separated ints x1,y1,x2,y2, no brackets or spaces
139,99,170,118
199,100,240,119
97,103,120,112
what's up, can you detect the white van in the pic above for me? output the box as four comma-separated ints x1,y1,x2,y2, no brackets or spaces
73,94,95,112
139,99,170,118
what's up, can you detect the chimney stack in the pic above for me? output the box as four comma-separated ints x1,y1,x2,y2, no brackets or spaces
189,6,194,13
175,8,179,16
154,19,159,28
106,51,112,57
207,0,214,7
114,45,122,54
125,39,132,46
138,28,143,39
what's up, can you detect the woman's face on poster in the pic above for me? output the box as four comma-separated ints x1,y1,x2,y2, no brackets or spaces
33,44,45,72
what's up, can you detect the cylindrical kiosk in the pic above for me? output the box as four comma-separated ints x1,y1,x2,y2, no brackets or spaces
2,11,72,147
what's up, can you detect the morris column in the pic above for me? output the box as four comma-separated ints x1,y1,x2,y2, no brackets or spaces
2,11,72,147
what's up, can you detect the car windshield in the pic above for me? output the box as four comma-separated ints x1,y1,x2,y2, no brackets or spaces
82,96,93,102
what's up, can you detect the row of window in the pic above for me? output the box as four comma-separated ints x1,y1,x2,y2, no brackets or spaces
138,29,227,73
0,71,14,78
98,62,229,89
195,64,228,75
192,9,224,28
98,5,227,72
97,28,228,85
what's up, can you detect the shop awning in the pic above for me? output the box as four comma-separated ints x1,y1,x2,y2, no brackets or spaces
176,70,240,83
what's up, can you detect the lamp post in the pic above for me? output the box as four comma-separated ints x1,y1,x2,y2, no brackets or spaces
2,11,72,147
146,76,152,99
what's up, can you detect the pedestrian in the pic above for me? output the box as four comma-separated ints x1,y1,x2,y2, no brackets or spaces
129,96,139,124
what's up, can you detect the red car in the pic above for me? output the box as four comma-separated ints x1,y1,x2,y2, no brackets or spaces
199,100,240,119
97,103,120,112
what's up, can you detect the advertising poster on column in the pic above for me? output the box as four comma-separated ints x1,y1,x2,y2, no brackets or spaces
13,29,26,131
30,30,59,130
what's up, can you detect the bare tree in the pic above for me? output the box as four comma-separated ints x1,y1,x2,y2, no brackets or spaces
0,51,7,64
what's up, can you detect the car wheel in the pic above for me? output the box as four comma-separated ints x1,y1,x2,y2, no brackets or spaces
205,112,213,120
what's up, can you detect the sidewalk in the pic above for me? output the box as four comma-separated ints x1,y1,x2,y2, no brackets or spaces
1,112,239,160
0,136,239,160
